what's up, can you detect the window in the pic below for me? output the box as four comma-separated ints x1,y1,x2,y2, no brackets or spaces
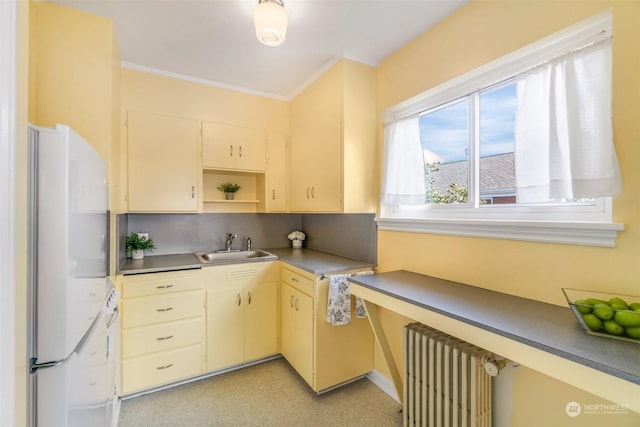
421,81,518,207
379,10,623,247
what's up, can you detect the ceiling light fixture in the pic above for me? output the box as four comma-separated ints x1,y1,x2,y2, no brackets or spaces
254,0,288,47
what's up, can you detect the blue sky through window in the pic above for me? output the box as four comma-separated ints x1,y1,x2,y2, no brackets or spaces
419,82,516,164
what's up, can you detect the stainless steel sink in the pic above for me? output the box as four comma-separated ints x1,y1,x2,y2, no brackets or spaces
193,249,276,264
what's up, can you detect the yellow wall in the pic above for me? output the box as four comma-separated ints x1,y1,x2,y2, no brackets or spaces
31,2,119,177
375,1,640,425
119,67,289,210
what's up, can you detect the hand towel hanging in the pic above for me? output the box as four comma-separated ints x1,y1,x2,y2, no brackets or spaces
326,270,374,326
327,274,351,326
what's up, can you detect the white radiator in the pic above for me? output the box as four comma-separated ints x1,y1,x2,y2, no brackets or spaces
403,323,492,427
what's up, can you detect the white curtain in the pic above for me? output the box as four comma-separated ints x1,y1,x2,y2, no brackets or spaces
381,117,426,205
514,38,621,203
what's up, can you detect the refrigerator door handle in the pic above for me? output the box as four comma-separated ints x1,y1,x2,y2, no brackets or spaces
29,357,65,373
31,307,104,373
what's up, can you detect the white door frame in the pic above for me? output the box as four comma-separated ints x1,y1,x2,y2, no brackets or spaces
0,0,18,426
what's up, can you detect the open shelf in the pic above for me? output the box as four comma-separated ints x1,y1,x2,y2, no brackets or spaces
202,169,266,213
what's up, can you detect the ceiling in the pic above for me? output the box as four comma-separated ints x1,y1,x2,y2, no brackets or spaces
50,0,468,100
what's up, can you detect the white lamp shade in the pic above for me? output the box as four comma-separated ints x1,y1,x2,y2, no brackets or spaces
254,0,288,47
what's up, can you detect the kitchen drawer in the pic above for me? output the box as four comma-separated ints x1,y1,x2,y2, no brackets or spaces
122,317,203,358
281,267,314,297
122,290,203,328
121,271,202,298
122,344,202,394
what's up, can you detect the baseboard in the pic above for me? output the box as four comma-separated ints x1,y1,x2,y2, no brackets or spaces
367,369,401,403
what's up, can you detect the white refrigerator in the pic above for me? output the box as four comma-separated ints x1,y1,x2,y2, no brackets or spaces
27,124,120,427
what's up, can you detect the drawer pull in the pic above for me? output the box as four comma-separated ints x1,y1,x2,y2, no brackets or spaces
247,292,252,305
156,307,174,312
237,293,242,306
156,284,174,289
294,297,299,311
156,335,174,341
289,294,294,308
156,364,174,370
291,277,298,283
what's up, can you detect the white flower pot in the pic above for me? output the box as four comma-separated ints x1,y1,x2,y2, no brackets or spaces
292,240,302,249
132,249,144,260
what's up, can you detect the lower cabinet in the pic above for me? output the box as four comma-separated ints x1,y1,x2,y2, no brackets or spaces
204,262,278,372
279,263,374,392
280,281,314,385
119,269,205,394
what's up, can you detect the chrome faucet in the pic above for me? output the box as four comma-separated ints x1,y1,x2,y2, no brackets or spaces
246,237,252,251
226,233,237,251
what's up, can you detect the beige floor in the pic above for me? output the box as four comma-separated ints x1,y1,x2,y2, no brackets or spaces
118,357,403,427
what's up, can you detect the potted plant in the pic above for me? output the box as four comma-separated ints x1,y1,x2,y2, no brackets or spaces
126,232,156,260
287,230,306,249
217,182,242,200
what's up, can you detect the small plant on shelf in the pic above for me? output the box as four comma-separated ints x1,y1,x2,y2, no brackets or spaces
126,232,156,260
217,182,242,200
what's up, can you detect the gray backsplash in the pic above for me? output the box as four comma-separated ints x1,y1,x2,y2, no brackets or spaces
117,212,377,271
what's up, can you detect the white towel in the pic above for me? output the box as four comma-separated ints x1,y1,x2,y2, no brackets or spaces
326,271,373,326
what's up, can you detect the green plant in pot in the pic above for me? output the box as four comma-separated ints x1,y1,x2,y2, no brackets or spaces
126,232,156,260
217,182,242,200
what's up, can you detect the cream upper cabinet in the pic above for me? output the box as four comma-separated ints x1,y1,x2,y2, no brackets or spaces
289,59,376,213
202,122,266,172
204,262,278,372
126,110,200,212
266,131,287,212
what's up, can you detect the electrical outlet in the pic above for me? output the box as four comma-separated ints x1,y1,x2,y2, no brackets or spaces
137,232,149,240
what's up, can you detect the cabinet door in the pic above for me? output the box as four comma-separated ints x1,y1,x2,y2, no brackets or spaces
280,282,313,386
289,72,342,212
127,111,199,212
244,281,278,361
202,122,266,172
266,132,287,212
206,288,244,371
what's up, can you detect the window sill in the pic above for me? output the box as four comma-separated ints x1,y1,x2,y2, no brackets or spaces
376,217,624,247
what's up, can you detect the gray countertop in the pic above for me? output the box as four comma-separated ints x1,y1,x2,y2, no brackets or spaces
120,253,202,275
264,247,375,275
349,270,640,385
119,248,374,276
